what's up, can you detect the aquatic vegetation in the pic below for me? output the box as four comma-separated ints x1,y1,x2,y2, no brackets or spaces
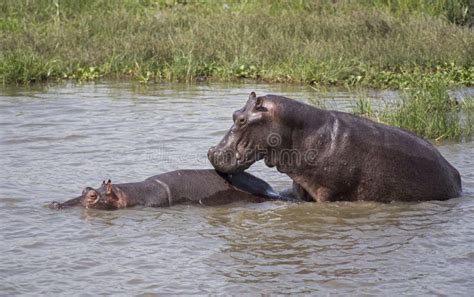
69,66,104,81
1,0,473,86
352,80,474,141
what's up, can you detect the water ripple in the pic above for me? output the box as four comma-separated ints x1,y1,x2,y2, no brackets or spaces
1,83,473,295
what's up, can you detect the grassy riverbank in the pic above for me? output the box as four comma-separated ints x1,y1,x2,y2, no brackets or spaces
1,0,473,87
352,80,474,141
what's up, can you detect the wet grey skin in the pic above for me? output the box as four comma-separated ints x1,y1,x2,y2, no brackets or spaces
208,92,462,202
49,169,299,210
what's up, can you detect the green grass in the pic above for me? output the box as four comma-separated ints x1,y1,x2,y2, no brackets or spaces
352,79,473,141
1,0,473,86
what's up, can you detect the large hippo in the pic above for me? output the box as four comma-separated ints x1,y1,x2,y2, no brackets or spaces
49,169,296,210
208,92,462,202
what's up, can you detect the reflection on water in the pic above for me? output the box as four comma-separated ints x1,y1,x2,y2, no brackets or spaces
0,82,473,295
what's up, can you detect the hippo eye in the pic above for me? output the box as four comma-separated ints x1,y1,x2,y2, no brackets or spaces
89,193,97,198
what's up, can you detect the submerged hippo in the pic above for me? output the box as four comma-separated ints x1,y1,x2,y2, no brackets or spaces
208,92,462,202
49,169,296,210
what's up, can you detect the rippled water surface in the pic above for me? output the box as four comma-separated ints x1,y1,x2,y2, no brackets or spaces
1,83,473,295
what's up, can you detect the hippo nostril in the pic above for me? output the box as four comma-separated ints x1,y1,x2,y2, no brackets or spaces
208,149,220,161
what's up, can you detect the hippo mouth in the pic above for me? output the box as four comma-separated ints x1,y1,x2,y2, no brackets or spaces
234,131,265,168
234,135,252,164
209,127,266,173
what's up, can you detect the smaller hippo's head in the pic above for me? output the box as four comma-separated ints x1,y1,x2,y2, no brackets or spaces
80,180,121,210
208,92,289,173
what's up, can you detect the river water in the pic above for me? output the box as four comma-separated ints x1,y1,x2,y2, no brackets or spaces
0,82,473,296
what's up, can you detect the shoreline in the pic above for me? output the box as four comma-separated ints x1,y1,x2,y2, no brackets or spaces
2,1,473,88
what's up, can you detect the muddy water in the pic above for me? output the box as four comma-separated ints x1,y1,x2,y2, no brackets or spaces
0,83,473,295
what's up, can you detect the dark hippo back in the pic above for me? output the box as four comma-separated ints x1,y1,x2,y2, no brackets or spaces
328,109,462,201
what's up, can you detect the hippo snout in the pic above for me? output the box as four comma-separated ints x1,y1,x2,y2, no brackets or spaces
208,144,256,174
207,145,225,159
208,145,235,173
207,146,217,164
207,145,224,167
49,201,63,209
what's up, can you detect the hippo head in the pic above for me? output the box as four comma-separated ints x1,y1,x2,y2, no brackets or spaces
80,180,121,210
208,92,290,173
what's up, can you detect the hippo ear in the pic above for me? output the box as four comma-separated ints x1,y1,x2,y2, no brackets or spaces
256,96,264,109
249,92,256,100
106,179,113,195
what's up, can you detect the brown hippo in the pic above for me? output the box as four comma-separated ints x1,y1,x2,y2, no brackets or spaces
49,169,297,210
208,92,462,202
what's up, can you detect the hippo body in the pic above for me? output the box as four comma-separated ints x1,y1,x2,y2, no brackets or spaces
208,93,462,202
49,169,296,210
